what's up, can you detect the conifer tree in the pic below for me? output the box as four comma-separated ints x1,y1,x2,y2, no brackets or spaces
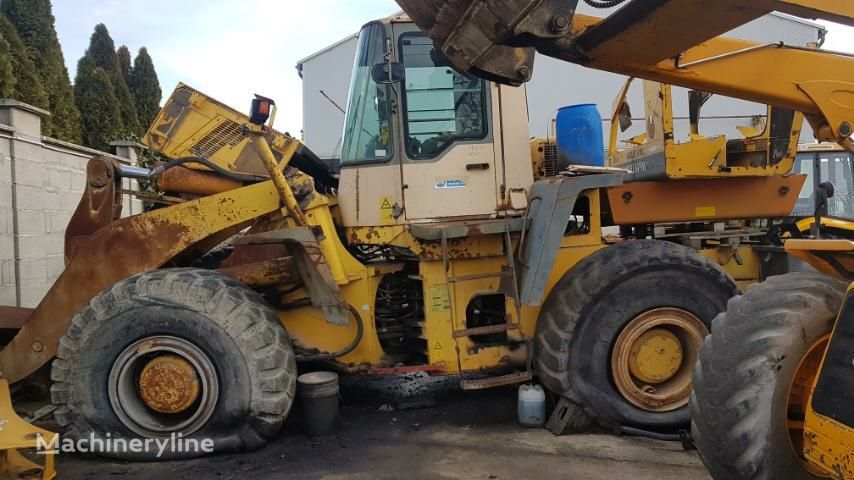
0,33,15,97
74,55,122,151
85,24,138,136
117,44,131,85
0,14,47,112
1,0,81,142
128,47,161,132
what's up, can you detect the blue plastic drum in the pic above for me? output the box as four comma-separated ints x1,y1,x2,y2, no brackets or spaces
555,104,605,169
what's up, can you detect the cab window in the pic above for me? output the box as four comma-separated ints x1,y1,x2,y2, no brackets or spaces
340,22,393,166
399,33,488,160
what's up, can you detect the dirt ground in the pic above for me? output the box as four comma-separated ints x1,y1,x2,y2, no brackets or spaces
56,374,710,480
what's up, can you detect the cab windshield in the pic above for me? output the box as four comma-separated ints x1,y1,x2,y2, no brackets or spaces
792,149,854,220
340,22,393,166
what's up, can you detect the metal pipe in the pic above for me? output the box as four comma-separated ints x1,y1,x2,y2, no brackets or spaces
248,133,309,226
676,42,784,69
115,164,153,180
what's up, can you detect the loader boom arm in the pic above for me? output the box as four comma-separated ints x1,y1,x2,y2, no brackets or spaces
395,0,854,148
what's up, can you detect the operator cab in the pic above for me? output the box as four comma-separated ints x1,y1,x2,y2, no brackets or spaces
792,144,854,223
337,16,533,228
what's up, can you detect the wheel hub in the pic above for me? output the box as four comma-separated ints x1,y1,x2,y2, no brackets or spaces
612,308,709,412
628,329,683,384
138,355,201,414
108,335,219,437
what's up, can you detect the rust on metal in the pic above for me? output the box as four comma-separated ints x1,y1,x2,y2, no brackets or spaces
219,257,298,288
0,176,282,383
221,213,293,269
0,307,33,330
156,166,243,196
368,364,446,376
453,323,520,339
607,175,807,224
64,157,123,262
611,308,708,412
138,355,201,414
460,371,533,390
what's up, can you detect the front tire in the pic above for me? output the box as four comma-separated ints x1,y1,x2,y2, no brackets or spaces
690,272,848,480
51,268,297,460
535,240,737,429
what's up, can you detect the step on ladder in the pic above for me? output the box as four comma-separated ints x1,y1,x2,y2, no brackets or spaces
439,222,533,390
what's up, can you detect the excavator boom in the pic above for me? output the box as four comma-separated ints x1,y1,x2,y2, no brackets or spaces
395,0,854,148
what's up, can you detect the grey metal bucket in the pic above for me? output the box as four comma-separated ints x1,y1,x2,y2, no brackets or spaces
297,371,340,436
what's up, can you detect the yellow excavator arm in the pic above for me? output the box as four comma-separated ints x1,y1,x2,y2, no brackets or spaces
394,0,854,149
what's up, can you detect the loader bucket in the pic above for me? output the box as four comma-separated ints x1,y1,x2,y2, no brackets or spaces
0,378,56,480
394,0,573,86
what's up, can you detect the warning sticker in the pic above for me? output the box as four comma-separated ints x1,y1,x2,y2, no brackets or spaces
433,341,443,350
379,196,394,225
430,286,450,312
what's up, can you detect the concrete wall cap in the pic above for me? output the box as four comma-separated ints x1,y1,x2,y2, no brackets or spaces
0,99,51,118
109,140,146,149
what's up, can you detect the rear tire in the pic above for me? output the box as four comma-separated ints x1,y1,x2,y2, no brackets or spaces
51,268,296,460
535,240,737,429
690,272,847,480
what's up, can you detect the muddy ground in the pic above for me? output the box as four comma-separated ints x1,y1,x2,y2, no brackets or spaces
56,374,710,480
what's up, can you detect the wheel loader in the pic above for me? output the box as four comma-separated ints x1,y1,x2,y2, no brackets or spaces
387,1,854,478
689,146,854,480
690,237,854,479
0,0,852,472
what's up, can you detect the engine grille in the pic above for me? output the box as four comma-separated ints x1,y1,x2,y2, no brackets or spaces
189,119,246,159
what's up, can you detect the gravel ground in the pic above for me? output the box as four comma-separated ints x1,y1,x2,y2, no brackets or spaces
56,374,711,480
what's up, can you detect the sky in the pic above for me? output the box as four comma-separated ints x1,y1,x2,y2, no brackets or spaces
52,0,401,137
51,1,853,137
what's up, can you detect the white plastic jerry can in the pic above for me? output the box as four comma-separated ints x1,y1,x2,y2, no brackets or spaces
518,384,546,427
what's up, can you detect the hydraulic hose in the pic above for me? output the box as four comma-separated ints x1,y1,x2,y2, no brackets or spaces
583,0,629,8
116,156,266,184
296,305,364,362
150,157,266,183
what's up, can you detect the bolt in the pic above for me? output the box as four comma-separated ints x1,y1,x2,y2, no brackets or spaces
622,191,634,203
840,122,852,138
779,186,791,196
32,340,44,353
517,65,532,81
552,15,570,32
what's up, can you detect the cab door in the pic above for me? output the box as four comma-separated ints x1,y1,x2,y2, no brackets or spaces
392,25,500,221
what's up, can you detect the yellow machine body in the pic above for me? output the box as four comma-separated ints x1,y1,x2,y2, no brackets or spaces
0,12,815,387
782,239,854,478
0,378,56,480
1,2,852,466
608,79,804,180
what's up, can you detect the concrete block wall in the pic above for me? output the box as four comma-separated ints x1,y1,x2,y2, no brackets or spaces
0,100,144,308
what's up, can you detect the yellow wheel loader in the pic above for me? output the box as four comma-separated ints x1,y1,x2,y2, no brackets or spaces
690,234,854,479
689,144,854,479
0,0,851,467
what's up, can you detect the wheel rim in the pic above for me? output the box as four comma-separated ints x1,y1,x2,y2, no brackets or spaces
612,308,709,412
787,335,832,478
109,335,219,438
